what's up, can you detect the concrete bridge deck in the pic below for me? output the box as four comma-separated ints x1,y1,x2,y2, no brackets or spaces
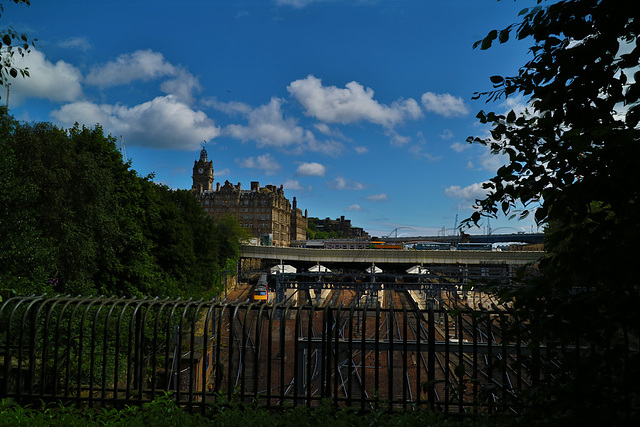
240,245,543,266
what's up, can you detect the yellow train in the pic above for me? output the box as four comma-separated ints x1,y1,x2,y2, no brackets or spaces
252,273,269,302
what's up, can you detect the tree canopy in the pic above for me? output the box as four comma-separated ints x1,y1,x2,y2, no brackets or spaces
467,0,639,421
0,109,246,299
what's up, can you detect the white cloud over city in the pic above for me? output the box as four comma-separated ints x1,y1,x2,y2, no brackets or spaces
295,162,326,177
327,176,366,191
9,49,83,104
52,96,220,150
224,97,309,148
283,179,312,192
366,193,388,202
85,50,177,88
236,153,282,175
444,182,492,209
287,75,423,128
344,204,363,212
421,92,469,117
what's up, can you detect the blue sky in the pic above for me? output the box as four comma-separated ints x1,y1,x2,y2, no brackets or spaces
5,0,542,237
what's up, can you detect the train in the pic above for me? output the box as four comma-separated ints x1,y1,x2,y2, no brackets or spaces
456,243,493,251
291,239,494,251
252,273,269,302
369,241,403,250
414,242,452,250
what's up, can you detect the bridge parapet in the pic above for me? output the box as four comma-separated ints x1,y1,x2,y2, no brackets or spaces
240,245,543,266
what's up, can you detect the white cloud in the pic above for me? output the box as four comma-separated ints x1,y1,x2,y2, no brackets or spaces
85,50,176,87
216,168,231,177
207,98,253,115
275,0,331,8
224,97,307,148
284,179,312,192
354,146,368,154
236,153,282,175
220,97,345,155
58,37,92,51
344,204,363,212
302,136,345,157
296,162,326,177
441,129,454,139
8,49,83,104
160,69,202,104
85,50,201,104
409,144,441,161
327,176,365,191
450,142,470,153
287,75,422,127
366,193,388,202
386,128,412,146
314,122,332,135
51,95,220,150
478,148,508,172
313,122,350,141
421,92,469,117
444,182,492,203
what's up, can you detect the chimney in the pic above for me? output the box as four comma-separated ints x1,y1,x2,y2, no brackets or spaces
251,181,259,191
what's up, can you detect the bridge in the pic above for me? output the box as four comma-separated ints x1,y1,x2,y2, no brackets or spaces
240,245,543,267
239,245,544,301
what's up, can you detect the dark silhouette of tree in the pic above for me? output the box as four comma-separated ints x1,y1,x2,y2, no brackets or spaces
467,0,639,422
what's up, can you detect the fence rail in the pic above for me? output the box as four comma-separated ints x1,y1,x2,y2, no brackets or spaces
1,295,561,414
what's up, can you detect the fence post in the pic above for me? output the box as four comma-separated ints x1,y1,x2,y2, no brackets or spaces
427,303,435,411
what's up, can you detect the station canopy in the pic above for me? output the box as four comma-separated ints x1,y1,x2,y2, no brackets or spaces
365,265,383,274
270,264,297,274
308,264,331,273
406,265,430,275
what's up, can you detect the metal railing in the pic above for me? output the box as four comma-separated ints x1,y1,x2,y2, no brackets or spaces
1,295,558,414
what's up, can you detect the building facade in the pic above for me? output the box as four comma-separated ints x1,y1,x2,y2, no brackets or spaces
192,148,307,247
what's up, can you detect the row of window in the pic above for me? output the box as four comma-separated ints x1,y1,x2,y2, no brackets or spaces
203,196,288,208
243,223,272,229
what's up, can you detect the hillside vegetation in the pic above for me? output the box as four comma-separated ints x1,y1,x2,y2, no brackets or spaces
0,109,247,299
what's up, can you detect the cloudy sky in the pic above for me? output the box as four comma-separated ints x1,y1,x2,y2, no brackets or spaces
4,0,541,237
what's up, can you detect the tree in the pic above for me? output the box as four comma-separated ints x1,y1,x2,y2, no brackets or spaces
0,1,35,96
0,109,53,296
0,109,249,300
467,0,639,421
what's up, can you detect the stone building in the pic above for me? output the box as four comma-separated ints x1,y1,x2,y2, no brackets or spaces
291,197,308,242
314,216,370,239
191,147,307,247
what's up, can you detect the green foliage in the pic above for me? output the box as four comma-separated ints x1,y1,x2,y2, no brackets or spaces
0,109,246,299
466,0,640,421
0,395,504,426
0,0,36,91
306,217,345,240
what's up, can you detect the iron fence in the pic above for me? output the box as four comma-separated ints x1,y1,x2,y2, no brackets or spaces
0,295,569,414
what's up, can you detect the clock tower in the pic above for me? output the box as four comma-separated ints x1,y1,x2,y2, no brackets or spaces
192,146,213,195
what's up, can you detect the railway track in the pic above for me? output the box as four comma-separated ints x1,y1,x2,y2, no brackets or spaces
212,281,537,412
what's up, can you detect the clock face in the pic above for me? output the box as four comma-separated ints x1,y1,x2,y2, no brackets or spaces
198,167,204,174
